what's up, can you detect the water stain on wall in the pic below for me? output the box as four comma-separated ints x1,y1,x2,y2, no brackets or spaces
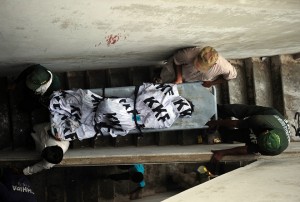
15,27,25,30
61,20,72,29
52,17,82,30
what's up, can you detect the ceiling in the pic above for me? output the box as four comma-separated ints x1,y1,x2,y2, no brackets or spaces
1,0,300,76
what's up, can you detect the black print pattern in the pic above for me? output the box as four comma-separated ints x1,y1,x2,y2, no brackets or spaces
173,99,192,117
156,84,174,95
143,96,170,122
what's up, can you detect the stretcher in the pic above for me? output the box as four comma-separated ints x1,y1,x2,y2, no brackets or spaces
89,82,217,134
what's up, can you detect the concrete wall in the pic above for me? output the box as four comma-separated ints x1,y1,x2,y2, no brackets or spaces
164,154,300,202
1,0,300,75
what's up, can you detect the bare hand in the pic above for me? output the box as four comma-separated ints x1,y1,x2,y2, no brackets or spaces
53,133,62,141
174,79,183,84
202,81,213,88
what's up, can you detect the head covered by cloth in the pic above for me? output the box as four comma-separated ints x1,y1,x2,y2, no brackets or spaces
194,46,219,72
257,129,282,154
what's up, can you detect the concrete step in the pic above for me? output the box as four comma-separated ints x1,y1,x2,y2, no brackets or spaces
0,77,11,149
278,54,300,140
227,56,286,109
2,142,299,201
227,54,300,141
227,59,248,104
251,57,273,106
0,143,257,166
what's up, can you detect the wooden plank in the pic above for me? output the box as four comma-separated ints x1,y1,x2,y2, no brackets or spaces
46,168,66,202
228,59,248,104
129,67,152,85
178,129,200,145
8,89,32,149
66,71,87,89
157,131,179,146
270,56,285,115
252,57,273,106
113,134,135,147
136,133,157,147
80,167,100,202
28,172,47,202
107,68,130,87
86,70,108,88
64,167,81,202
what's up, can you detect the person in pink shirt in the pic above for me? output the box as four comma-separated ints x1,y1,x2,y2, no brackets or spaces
159,46,237,87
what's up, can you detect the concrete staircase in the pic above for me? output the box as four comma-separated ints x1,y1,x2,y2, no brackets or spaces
0,54,299,201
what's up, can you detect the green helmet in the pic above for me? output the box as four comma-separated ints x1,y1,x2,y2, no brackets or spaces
257,129,281,153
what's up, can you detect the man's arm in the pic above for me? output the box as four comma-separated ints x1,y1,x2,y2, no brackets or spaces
23,160,55,175
174,64,183,84
202,77,227,88
217,104,279,120
206,119,240,129
210,146,249,163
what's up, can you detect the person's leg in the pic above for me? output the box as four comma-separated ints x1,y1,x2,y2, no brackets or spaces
108,172,130,181
218,127,250,143
217,104,276,119
117,165,132,170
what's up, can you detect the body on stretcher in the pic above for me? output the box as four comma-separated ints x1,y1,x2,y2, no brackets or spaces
49,82,217,141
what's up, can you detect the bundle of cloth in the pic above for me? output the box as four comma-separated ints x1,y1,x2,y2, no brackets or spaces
49,83,193,141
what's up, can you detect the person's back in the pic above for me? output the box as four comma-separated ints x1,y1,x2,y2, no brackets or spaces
159,46,237,87
0,167,37,202
207,104,291,162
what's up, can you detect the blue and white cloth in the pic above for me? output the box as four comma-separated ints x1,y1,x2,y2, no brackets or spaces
49,83,193,141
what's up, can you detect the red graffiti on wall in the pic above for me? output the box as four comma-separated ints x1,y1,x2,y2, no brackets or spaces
105,34,120,46
95,31,128,48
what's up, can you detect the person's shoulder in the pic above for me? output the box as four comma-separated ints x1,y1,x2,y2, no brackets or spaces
133,164,145,172
215,55,233,66
49,74,61,90
176,46,200,55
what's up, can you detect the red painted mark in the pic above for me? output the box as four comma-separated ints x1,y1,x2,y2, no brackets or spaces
105,34,120,46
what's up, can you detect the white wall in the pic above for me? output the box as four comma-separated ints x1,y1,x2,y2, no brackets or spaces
1,0,300,75
163,153,300,202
